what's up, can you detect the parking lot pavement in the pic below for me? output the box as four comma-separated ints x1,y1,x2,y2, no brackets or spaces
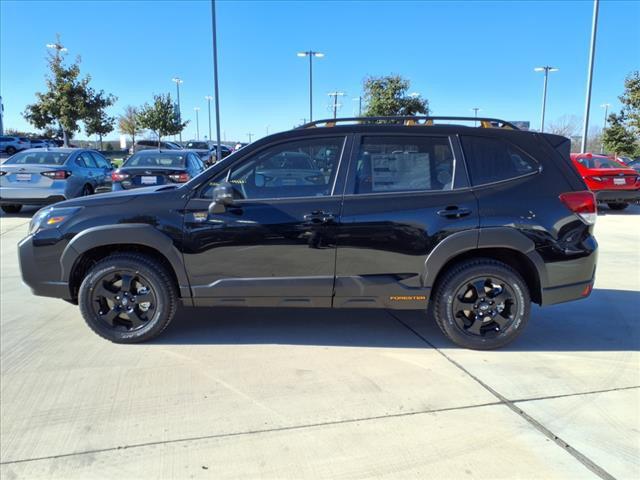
1,206,639,479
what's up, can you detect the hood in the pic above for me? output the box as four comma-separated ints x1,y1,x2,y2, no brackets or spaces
57,185,182,208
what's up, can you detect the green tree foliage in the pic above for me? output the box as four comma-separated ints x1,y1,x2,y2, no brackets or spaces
84,90,116,150
603,113,637,156
136,94,188,146
118,106,143,149
362,75,429,117
602,72,640,156
23,37,115,146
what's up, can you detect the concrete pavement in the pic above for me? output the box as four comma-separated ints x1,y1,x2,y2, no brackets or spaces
0,205,638,479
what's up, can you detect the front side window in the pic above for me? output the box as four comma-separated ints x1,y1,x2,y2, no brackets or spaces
461,136,538,186
201,137,345,199
90,152,111,168
353,136,455,194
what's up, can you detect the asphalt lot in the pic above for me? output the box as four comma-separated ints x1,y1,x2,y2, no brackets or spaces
0,205,638,479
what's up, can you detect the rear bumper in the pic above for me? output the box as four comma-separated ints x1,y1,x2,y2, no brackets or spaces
594,189,640,203
1,185,67,204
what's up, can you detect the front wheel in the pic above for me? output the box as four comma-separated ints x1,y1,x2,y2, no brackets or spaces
78,254,178,343
431,259,531,350
1,204,22,214
607,203,628,211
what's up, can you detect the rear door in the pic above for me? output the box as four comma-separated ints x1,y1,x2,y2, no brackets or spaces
182,135,351,306
334,133,479,309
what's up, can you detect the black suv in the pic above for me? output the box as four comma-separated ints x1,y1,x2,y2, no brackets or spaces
18,117,598,349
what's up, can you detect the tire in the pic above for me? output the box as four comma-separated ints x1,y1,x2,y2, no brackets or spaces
1,204,22,214
607,203,628,211
78,253,178,343
80,184,93,197
6,146,16,155
431,259,531,350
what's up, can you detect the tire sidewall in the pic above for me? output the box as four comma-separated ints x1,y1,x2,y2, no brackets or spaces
438,264,530,349
79,259,172,343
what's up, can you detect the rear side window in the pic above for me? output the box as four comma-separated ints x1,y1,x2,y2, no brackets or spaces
461,136,538,186
354,136,455,194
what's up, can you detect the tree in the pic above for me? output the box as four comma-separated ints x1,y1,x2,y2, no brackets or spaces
23,36,116,146
619,71,640,132
118,106,142,150
84,90,116,150
602,113,637,156
547,115,580,138
136,94,187,146
362,75,429,117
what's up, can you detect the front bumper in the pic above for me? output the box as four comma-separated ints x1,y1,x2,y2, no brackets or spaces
594,189,640,203
18,234,72,300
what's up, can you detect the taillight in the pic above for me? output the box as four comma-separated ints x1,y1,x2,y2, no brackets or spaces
41,170,71,180
559,191,597,225
0,171,6,177
111,171,130,182
168,172,190,183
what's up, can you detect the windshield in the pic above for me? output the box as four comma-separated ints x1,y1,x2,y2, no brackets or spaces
186,142,209,150
124,153,186,168
577,156,627,169
5,151,70,165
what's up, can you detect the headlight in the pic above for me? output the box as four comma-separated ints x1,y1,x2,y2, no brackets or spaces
29,206,82,235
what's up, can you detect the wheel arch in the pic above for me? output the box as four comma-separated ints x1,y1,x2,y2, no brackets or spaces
424,228,546,305
61,224,191,300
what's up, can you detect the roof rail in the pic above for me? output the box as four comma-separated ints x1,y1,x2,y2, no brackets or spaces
298,116,520,130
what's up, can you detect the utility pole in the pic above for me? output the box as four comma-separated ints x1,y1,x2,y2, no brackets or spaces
534,66,559,132
353,96,363,116
247,132,254,143
0,96,4,136
600,102,610,153
210,0,222,162
471,107,481,126
172,77,183,142
328,91,345,119
205,96,213,141
194,107,200,140
297,51,324,121
581,0,600,153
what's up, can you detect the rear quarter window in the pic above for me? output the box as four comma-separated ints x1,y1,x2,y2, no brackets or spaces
461,136,539,186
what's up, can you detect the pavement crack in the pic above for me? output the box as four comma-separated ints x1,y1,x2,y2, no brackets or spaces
0,399,503,466
512,385,640,404
388,311,617,480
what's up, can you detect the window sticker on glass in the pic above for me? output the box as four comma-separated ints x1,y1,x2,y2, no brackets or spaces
370,153,432,192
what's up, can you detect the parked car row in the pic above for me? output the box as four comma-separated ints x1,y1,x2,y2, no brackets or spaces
130,139,233,166
0,136,62,155
0,148,208,213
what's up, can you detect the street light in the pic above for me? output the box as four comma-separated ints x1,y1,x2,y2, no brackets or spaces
600,103,610,153
534,66,559,132
297,50,324,121
194,107,200,140
46,41,67,53
581,0,600,153
353,96,363,116
172,77,183,142
471,107,481,126
205,96,213,141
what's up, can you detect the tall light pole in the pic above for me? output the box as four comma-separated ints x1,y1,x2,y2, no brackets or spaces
600,102,610,153
265,124,270,135
581,0,600,153
297,50,324,121
534,66,559,132
205,96,213,141
353,96,363,116
210,0,222,162
172,77,183,142
194,107,200,140
328,91,344,119
471,107,481,126
247,132,254,143
47,39,68,145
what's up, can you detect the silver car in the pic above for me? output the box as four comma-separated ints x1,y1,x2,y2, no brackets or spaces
0,135,31,155
0,148,114,214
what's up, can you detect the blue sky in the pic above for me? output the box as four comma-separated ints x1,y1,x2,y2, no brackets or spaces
1,0,639,142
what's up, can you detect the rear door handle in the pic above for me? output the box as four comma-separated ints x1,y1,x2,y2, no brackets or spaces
303,211,336,224
437,206,472,219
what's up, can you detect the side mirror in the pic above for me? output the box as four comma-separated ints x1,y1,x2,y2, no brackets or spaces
208,181,235,214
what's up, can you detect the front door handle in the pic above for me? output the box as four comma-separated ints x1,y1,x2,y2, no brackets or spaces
437,206,472,219
303,211,336,224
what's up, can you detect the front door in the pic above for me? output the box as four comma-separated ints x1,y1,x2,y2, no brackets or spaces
182,135,350,307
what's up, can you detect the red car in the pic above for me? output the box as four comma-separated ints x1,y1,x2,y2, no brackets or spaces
570,153,640,210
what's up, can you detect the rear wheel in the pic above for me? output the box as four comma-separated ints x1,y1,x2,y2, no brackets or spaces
432,259,531,350
80,184,93,197
5,146,16,155
607,202,628,210
1,204,22,214
78,254,178,343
